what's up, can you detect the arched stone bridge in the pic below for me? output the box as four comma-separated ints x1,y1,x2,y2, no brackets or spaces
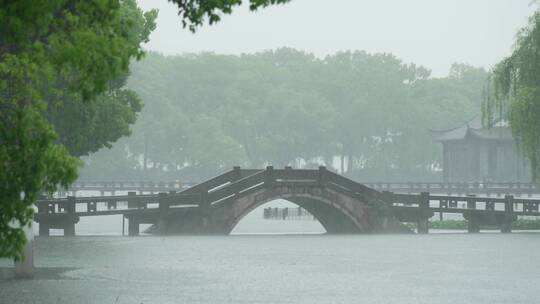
36,167,539,236
129,166,411,235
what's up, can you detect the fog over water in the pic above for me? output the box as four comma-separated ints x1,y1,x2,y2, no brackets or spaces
2,233,540,304
137,0,534,76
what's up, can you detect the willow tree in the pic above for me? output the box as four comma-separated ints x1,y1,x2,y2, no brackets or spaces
486,9,540,182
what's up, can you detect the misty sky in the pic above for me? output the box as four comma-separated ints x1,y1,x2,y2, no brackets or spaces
137,0,534,77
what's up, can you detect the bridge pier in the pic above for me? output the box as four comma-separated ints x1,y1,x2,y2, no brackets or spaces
128,218,139,236
417,192,430,234
156,193,170,234
197,187,211,233
38,222,50,237
466,196,480,233
500,220,512,233
36,196,79,237
501,195,515,233
417,219,429,234
127,191,138,209
64,223,75,236
467,216,480,233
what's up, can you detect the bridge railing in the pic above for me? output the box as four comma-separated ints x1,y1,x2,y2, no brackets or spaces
364,181,537,196
325,170,380,197
35,191,205,217
384,192,540,216
65,176,538,198
207,170,267,204
37,167,269,217
274,168,319,181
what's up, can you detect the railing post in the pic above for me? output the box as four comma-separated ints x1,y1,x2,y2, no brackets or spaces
381,191,394,205
417,192,430,234
158,193,170,234
466,195,480,233
36,196,50,237
37,199,50,237
64,196,76,236
439,198,448,221
158,192,169,212
107,199,117,210
466,194,476,210
318,166,327,187
501,195,514,233
198,186,211,229
265,166,275,188
485,200,495,211
232,166,242,181
199,188,209,211
68,195,76,213
127,191,137,209
128,216,139,236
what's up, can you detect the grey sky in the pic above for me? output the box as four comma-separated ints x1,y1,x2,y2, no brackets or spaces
137,0,534,77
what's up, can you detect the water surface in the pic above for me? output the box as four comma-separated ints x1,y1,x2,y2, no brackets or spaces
1,232,539,304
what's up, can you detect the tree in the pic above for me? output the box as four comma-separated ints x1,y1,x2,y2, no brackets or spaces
45,0,157,157
1,0,154,260
1,0,290,260
81,50,485,183
168,0,291,31
45,75,144,157
0,0,154,260
486,8,540,182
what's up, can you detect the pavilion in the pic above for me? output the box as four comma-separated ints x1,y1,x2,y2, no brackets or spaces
431,116,531,182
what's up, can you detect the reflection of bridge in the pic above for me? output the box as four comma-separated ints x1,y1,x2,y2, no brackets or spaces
36,167,540,236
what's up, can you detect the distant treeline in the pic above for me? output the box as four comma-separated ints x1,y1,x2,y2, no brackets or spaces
79,49,487,182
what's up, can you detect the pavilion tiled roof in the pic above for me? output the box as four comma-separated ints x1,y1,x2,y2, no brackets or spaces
431,115,512,142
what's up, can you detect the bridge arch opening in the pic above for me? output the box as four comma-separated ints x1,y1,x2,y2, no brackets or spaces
230,199,326,235
225,189,366,235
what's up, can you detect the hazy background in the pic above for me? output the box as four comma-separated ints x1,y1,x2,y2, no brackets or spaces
75,1,538,182
137,0,534,77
